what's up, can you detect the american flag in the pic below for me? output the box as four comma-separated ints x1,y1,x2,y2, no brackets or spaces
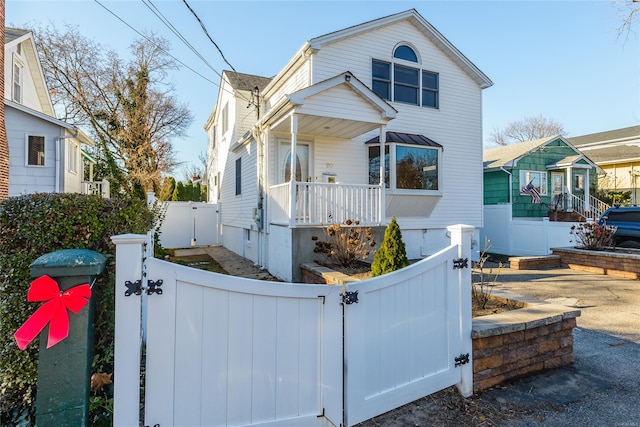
522,180,541,203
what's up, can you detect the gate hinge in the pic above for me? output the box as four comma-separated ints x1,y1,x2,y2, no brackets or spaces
124,279,163,296
342,290,359,305
453,258,469,270
455,353,470,367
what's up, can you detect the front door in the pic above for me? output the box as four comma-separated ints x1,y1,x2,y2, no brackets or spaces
278,142,310,183
551,172,565,209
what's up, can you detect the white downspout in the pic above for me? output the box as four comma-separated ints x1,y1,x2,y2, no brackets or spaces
379,125,386,223
55,130,79,193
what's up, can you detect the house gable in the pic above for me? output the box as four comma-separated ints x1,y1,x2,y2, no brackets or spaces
308,9,493,89
4,28,55,116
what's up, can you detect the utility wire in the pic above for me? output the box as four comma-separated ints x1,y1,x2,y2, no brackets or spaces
180,0,259,109
141,0,218,78
142,0,251,104
182,0,237,73
94,0,217,86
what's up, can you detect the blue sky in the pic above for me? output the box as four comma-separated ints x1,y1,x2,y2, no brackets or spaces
6,1,639,180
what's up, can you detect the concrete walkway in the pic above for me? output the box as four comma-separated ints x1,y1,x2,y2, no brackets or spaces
173,246,280,281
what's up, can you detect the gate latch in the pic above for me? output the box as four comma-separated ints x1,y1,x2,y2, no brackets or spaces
453,258,468,270
124,280,142,297
455,353,470,367
147,280,163,295
342,290,359,305
124,279,163,296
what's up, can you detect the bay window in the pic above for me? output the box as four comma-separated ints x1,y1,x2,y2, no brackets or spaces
369,143,440,192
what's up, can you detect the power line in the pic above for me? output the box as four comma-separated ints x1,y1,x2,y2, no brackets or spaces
181,0,237,73
94,0,217,86
141,0,251,104
141,0,219,78
179,0,257,107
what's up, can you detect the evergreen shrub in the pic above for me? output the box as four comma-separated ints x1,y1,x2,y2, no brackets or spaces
371,217,409,276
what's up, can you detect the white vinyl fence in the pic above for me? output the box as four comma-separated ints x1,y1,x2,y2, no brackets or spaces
111,225,474,427
156,201,218,248
482,205,578,256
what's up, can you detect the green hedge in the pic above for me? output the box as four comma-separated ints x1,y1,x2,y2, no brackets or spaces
0,193,155,425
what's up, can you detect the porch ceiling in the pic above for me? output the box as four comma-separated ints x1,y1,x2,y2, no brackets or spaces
271,113,381,139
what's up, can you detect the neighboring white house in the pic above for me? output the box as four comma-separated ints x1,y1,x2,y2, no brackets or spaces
4,28,107,197
205,9,493,281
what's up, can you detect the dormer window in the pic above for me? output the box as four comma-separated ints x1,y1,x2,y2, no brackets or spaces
372,44,439,109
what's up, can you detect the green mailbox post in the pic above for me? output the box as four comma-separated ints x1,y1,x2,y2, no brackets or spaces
29,249,107,427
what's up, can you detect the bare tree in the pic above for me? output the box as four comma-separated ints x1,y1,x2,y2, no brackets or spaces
181,151,207,182
34,25,192,197
488,115,566,146
613,0,640,39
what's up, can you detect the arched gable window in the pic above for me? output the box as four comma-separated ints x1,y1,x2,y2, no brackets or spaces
393,45,418,62
373,44,439,108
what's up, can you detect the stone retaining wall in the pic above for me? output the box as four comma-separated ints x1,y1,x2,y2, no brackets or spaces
471,304,580,392
551,247,640,279
509,255,561,270
301,262,362,285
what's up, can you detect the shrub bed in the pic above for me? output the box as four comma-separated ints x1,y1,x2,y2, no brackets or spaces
0,193,155,426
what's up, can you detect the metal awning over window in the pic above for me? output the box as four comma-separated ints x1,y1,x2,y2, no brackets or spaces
365,131,442,148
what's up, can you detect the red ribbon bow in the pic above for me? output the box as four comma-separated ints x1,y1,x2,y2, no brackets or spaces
14,275,91,350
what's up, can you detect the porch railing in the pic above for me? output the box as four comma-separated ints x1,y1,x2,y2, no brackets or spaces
269,182,381,226
567,193,610,220
82,179,110,198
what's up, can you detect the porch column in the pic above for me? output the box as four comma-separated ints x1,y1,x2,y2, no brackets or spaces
584,171,590,213
379,125,386,223
566,167,573,211
289,114,298,227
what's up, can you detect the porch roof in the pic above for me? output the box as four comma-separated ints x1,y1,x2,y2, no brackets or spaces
365,131,443,148
546,155,594,170
262,72,396,139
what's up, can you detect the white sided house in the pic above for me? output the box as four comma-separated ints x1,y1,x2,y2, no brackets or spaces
205,9,492,281
4,28,107,197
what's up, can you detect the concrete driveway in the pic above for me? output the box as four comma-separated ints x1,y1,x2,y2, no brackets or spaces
480,266,640,426
488,266,640,343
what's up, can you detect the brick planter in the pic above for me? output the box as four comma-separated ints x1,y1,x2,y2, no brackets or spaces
551,246,640,279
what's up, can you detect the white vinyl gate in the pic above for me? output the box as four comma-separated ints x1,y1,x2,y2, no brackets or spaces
157,201,219,248
112,225,473,427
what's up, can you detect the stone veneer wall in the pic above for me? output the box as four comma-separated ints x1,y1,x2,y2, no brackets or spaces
552,247,640,279
471,305,580,392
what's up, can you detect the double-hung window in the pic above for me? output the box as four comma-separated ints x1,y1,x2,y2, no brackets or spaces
12,60,23,103
520,170,547,195
27,135,45,166
372,44,439,109
235,157,242,195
